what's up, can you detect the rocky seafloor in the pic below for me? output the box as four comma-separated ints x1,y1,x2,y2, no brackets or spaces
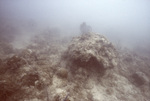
0,31,150,101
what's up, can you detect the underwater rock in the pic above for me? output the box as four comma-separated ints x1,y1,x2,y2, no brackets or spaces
131,72,149,86
64,33,118,70
56,68,68,79
6,55,26,71
21,72,40,87
20,49,37,60
80,22,92,34
53,91,70,101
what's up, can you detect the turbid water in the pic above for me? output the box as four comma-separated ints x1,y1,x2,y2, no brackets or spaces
0,0,150,101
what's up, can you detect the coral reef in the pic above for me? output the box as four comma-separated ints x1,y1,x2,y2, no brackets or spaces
64,33,118,71
0,30,150,101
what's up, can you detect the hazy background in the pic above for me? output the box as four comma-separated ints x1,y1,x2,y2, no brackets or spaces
0,0,150,51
